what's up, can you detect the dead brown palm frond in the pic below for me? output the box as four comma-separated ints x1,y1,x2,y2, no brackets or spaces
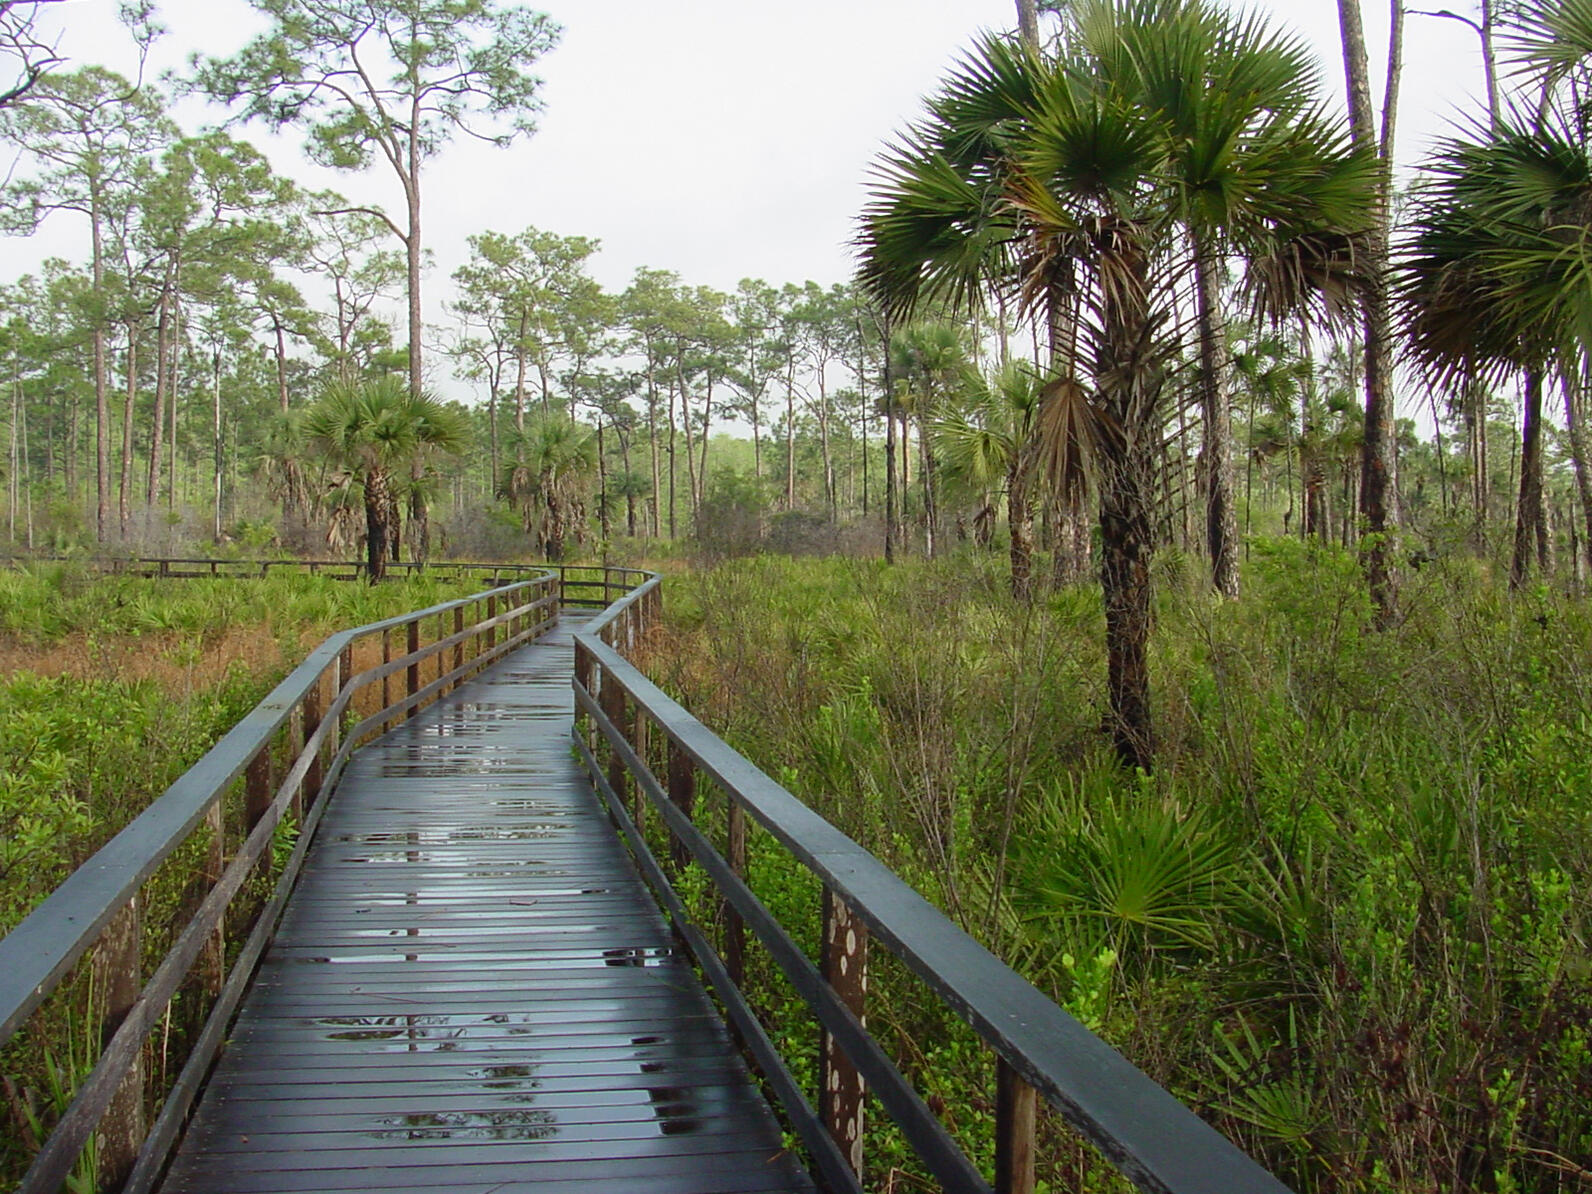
1035,372,1099,503
1245,228,1368,332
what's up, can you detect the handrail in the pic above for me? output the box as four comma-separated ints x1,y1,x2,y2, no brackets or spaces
573,578,1296,1194
0,572,562,1193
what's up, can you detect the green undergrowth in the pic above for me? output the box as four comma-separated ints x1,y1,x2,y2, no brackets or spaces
0,567,489,1184
652,545,1592,1194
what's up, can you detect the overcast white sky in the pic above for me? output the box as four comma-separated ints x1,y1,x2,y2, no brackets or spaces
13,0,1496,405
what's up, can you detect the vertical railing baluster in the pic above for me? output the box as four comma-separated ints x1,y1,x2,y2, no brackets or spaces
724,800,746,986
201,802,225,998
93,898,144,1191
996,1059,1038,1194
334,645,351,753
382,628,392,715
407,619,421,718
486,594,498,652
452,605,464,689
302,677,323,803
600,676,627,802
631,711,649,834
666,740,696,873
573,641,593,749
821,888,868,1180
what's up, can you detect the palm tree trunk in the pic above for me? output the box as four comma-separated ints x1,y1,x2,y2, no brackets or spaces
365,466,392,581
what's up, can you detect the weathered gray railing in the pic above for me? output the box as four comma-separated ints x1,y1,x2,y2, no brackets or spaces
573,575,1295,1194
0,573,561,1194
0,553,549,583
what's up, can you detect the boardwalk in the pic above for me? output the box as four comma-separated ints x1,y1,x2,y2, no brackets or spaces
158,615,812,1194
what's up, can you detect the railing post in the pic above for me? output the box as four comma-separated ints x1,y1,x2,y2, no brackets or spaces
452,605,464,689
407,618,421,718
486,594,498,651
333,645,351,755
92,898,144,1191
724,801,746,986
996,1059,1039,1194
202,801,225,998
600,674,628,802
302,679,323,803
573,641,593,748
382,628,392,713
631,710,649,834
821,888,868,1179
666,739,696,873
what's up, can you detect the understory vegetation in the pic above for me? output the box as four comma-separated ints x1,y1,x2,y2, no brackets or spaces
0,566,480,936
654,550,1592,1194
0,566,484,1183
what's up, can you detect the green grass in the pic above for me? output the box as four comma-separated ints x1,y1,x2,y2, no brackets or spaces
653,546,1592,1194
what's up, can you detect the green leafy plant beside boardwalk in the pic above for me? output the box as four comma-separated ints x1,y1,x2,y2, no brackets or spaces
654,551,1592,1194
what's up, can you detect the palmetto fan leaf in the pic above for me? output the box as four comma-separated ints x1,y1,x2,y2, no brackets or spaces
1400,106,1592,388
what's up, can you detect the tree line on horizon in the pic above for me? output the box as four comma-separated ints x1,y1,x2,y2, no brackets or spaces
0,0,1586,613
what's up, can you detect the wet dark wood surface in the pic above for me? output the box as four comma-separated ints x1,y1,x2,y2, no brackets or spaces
158,616,811,1194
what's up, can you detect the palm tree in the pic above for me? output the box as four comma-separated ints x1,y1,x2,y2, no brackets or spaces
301,376,468,581
1399,103,1592,588
1079,2,1373,596
935,362,1044,598
502,411,598,561
860,1,1373,770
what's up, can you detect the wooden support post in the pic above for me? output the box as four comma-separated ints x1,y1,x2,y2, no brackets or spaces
382,628,392,714
202,802,226,999
631,713,649,834
600,677,628,804
573,642,592,748
332,646,351,755
666,740,696,873
302,681,323,805
407,619,421,718
820,888,868,1180
724,801,746,986
245,746,272,833
92,899,144,1191
996,1059,1038,1194
287,704,305,823
486,594,498,651
452,605,465,689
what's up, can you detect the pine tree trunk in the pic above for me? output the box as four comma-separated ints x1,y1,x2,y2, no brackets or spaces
118,332,137,538
1564,367,1592,579
1009,453,1033,601
1511,369,1547,590
1338,0,1400,624
1192,240,1240,597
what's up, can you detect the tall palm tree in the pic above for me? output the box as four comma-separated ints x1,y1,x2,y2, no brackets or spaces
301,376,468,581
502,411,598,561
1399,103,1592,587
1078,2,1373,596
859,1,1372,770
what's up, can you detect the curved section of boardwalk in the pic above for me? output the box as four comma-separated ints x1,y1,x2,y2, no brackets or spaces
159,616,811,1194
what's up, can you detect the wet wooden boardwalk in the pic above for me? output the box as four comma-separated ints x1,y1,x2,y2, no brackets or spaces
159,616,812,1194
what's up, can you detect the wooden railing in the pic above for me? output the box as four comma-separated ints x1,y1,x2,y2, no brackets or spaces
1,553,552,584
573,576,1296,1194
0,574,561,1194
